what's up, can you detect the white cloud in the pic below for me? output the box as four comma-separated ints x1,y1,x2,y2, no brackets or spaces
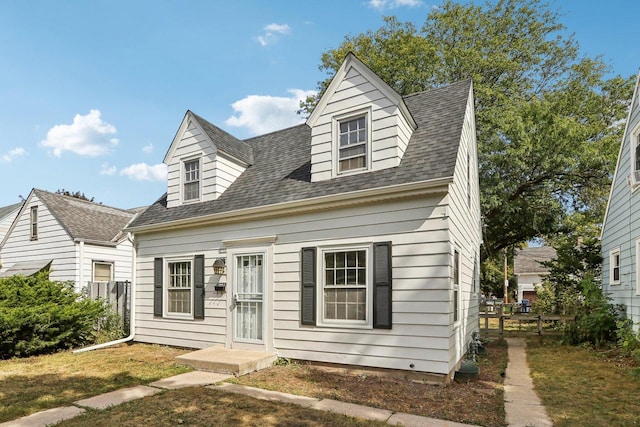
257,23,291,46
1,147,27,162
142,143,154,153
100,162,117,176
368,0,423,10
120,163,167,181
225,89,316,135
40,109,118,157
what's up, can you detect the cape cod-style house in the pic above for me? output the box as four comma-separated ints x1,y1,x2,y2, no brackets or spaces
602,70,640,331
0,189,137,291
126,54,482,380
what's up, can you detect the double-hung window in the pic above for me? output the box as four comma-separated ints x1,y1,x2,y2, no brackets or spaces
93,262,113,283
167,260,193,315
338,116,367,173
30,206,38,240
183,159,200,202
635,134,640,181
610,248,621,285
323,248,368,323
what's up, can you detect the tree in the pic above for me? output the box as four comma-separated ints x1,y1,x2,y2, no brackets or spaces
301,0,634,260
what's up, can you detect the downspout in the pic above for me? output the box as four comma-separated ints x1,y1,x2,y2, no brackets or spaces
74,232,137,353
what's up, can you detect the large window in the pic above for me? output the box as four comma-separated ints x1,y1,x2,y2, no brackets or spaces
167,260,192,315
93,262,113,282
323,249,367,322
610,248,621,285
30,206,38,240
183,159,200,202
338,116,367,173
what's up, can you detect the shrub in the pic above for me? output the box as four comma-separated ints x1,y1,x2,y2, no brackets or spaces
0,273,110,357
616,319,640,359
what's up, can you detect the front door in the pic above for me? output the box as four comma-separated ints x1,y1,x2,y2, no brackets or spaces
233,254,264,343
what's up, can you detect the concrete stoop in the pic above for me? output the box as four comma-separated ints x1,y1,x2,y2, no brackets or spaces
175,346,277,376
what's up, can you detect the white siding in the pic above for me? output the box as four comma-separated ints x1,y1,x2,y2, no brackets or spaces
134,194,457,375
602,81,640,330
80,239,133,287
0,207,19,243
166,118,247,208
0,195,78,284
310,66,414,182
444,87,481,371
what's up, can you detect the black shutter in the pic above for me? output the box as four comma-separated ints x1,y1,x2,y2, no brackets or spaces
373,242,392,329
300,247,316,326
153,257,163,317
194,255,205,319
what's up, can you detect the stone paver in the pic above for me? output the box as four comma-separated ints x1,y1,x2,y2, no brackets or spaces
504,338,553,427
0,406,85,427
150,371,231,389
74,385,161,410
212,383,320,407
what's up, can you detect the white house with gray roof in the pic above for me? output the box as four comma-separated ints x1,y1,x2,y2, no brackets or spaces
514,246,556,303
0,189,137,291
126,53,481,381
602,70,640,331
0,202,22,245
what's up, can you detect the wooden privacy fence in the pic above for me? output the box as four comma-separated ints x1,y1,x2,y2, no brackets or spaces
479,302,575,336
85,281,131,326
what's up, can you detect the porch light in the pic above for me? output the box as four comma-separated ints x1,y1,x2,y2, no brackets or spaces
213,258,226,275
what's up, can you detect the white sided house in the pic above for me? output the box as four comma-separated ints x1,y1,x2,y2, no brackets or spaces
0,202,22,245
126,54,482,380
602,70,640,331
514,246,556,304
0,189,137,291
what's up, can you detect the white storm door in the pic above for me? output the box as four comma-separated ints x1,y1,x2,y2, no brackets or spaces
234,254,264,342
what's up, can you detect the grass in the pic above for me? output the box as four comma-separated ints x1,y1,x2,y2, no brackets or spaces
526,336,640,426
56,387,388,427
230,339,509,427
0,343,191,423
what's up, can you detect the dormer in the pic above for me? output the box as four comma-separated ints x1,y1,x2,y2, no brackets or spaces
306,53,417,182
164,111,253,208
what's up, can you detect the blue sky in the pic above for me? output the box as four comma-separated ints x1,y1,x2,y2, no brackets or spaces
1,0,638,209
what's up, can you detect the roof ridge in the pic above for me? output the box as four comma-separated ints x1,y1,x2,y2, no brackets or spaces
402,78,472,100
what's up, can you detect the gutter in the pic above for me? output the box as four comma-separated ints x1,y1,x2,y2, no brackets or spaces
127,176,452,234
74,232,137,353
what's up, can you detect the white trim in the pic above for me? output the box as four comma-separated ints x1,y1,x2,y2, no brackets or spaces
610,247,621,285
452,246,461,326
181,156,203,205
30,205,38,240
164,256,195,319
316,243,373,329
92,260,114,282
222,235,277,247
127,176,452,234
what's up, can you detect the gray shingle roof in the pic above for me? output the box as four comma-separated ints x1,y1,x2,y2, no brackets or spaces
514,246,557,275
0,202,22,220
34,189,137,244
190,111,254,165
129,79,472,229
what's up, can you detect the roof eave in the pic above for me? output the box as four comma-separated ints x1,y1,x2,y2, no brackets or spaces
127,176,453,234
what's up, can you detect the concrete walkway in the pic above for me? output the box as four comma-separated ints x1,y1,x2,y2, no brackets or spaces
504,338,553,427
1,369,476,427
2,339,552,427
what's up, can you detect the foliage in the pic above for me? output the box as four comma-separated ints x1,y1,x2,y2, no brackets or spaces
94,305,126,344
55,189,97,203
562,274,619,346
616,319,640,359
301,0,635,261
0,274,110,357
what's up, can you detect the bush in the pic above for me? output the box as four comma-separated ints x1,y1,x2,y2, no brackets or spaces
616,319,640,359
0,273,110,357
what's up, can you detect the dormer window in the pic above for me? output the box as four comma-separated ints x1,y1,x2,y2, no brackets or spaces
183,158,201,203
338,116,368,173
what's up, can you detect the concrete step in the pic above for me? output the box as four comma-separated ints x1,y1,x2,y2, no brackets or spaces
175,347,277,376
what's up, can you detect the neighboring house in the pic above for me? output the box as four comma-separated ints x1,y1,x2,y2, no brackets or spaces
513,246,556,303
0,202,22,245
126,53,482,380
602,70,640,331
0,189,137,291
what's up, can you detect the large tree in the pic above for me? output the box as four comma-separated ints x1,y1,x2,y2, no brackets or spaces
301,0,634,263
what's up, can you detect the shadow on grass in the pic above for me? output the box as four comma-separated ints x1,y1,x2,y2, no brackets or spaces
0,371,146,423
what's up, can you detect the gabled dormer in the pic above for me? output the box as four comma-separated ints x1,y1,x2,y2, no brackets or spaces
164,111,253,208
306,53,417,182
